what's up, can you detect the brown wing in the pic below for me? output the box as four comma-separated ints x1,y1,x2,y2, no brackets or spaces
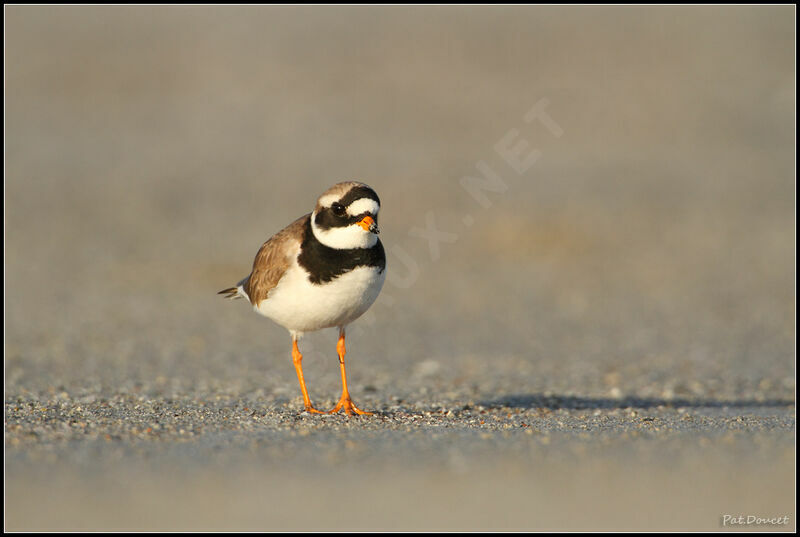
243,213,310,306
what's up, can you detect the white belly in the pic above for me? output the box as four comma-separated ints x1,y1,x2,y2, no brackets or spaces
254,261,386,335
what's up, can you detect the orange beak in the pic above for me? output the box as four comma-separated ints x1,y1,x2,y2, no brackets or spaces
357,215,379,234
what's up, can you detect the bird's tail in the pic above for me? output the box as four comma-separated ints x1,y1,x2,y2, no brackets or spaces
218,286,242,300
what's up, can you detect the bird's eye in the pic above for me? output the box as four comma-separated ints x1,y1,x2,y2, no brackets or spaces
331,203,346,217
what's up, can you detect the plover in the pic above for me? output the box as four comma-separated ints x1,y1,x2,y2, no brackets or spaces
219,182,386,415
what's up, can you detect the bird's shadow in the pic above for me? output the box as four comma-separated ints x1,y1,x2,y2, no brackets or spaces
305,394,794,420
477,393,795,411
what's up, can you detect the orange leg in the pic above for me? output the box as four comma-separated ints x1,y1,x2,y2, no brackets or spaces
291,338,323,413
328,328,373,416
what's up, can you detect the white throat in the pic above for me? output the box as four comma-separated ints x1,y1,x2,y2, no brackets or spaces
311,211,379,249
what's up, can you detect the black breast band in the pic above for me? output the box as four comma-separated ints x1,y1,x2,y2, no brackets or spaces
297,219,386,284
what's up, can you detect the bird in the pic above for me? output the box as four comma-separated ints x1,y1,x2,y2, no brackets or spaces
218,181,386,415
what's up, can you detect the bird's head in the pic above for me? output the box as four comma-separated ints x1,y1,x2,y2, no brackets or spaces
311,181,381,249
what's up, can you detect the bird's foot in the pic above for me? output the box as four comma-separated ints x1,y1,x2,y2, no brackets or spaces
328,396,373,416
302,405,326,414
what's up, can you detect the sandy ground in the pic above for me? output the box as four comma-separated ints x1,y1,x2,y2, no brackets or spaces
4,5,795,531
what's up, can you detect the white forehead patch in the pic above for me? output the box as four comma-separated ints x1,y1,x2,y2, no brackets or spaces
346,198,380,217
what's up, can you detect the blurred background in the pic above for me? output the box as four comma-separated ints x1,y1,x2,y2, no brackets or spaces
5,5,795,531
